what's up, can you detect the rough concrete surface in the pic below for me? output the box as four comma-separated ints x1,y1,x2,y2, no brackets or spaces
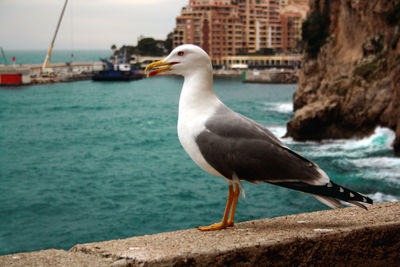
1,201,399,266
0,249,113,267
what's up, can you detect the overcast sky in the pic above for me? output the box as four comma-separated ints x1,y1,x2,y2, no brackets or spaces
0,0,183,50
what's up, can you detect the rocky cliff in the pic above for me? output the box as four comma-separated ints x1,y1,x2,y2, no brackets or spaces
286,0,400,155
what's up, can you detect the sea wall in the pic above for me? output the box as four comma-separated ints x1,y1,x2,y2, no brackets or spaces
1,201,399,266
285,0,400,155
243,69,298,83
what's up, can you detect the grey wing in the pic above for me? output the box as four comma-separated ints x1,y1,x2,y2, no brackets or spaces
195,105,328,185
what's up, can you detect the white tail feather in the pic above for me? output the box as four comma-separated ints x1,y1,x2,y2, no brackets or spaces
347,200,368,210
312,194,341,209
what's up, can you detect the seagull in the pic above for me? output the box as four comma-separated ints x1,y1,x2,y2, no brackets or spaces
145,44,373,231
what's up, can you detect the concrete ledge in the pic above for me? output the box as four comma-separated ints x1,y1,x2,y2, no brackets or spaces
1,202,399,266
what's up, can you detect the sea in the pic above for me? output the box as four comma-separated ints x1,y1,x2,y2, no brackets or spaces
0,51,399,256
2,50,112,65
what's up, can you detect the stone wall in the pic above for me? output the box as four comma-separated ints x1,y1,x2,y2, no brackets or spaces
1,201,399,266
243,69,298,83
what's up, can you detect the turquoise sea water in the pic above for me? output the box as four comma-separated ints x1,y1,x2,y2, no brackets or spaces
2,50,111,65
1,76,399,256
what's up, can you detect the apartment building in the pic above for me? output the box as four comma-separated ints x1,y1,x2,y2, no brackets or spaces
172,0,308,57
173,0,241,57
280,1,309,52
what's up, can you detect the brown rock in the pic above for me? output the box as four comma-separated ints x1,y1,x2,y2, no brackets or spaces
286,96,342,140
287,0,400,155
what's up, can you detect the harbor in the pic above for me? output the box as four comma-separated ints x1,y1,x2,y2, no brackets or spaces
1,62,98,85
1,61,301,85
0,0,141,86
0,0,302,86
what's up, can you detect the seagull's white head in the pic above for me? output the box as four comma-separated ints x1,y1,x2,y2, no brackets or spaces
145,44,212,77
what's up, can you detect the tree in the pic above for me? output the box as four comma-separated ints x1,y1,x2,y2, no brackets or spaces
136,38,164,56
109,34,172,59
165,32,174,53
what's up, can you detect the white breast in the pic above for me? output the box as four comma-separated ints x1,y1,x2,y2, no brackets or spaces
177,83,223,177
177,108,223,178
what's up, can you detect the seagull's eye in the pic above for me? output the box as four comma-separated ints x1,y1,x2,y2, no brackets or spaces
177,51,184,56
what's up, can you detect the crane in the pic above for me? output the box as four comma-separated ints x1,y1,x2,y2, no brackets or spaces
41,0,68,77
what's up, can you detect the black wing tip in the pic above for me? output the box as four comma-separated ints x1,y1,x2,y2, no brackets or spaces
273,181,373,208
365,196,374,205
329,181,373,205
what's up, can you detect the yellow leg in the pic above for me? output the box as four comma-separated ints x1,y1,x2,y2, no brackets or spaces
228,184,240,227
197,184,234,231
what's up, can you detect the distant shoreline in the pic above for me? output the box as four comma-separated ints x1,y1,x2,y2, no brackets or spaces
1,62,301,86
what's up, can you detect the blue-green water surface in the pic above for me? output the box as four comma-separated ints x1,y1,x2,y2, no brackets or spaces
3,50,111,65
1,77,399,255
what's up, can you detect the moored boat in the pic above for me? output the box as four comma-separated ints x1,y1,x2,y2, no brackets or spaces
92,59,144,81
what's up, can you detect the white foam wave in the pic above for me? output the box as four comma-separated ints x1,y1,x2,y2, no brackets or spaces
273,126,396,158
263,102,293,113
364,172,400,185
341,127,395,151
350,157,400,185
351,157,400,168
368,192,399,203
275,103,293,113
267,125,399,190
268,126,287,139
296,127,396,158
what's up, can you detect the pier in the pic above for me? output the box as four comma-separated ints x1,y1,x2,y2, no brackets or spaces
28,61,101,84
0,62,100,85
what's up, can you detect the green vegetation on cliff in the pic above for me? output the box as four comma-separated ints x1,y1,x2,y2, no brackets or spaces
386,1,400,26
301,0,330,58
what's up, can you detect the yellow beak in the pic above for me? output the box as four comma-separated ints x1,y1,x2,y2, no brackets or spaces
145,60,178,77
